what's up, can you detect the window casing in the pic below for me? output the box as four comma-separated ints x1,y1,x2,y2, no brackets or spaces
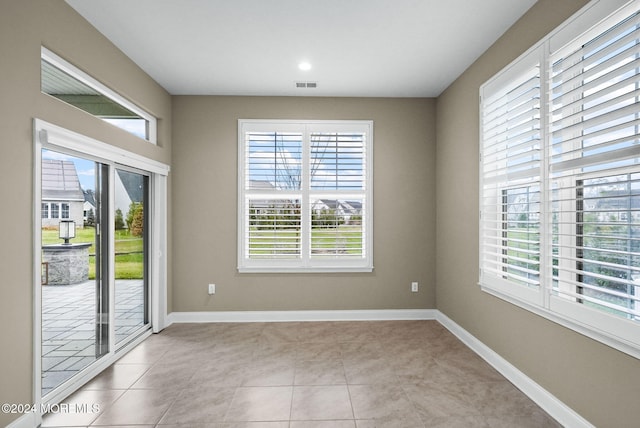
480,0,640,358
238,120,373,273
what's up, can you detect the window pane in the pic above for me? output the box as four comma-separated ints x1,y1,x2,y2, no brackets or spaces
573,174,640,319
247,198,301,259
114,169,149,345
310,132,365,190
246,132,302,190
61,203,70,219
310,198,364,257
480,51,541,293
502,186,541,287
41,54,153,142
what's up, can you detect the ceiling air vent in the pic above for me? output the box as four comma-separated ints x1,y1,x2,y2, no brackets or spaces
295,81,317,88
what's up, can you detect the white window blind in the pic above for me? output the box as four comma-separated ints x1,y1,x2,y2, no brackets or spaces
480,49,542,301
309,132,366,259
245,131,303,260
238,120,373,273
480,0,640,357
550,4,640,327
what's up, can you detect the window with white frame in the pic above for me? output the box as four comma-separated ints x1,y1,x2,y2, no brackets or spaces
238,120,373,272
41,47,157,144
61,203,70,219
50,203,60,219
480,0,640,357
41,202,70,219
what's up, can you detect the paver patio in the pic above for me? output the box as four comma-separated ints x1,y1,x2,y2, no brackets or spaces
41,279,146,396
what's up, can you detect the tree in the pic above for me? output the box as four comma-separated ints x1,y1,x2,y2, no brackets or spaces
130,203,144,237
312,208,344,228
126,202,142,231
86,208,96,227
114,208,125,230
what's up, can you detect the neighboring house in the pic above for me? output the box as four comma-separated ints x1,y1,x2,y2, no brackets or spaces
312,199,362,224
83,189,95,223
247,180,279,215
114,169,145,223
247,179,363,225
41,160,85,228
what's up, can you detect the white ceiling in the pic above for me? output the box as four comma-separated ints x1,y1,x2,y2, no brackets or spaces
66,0,537,97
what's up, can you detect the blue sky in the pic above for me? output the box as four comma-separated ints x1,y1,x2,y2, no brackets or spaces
42,149,96,191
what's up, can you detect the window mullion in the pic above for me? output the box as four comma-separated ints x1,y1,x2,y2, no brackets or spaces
540,40,552,310
301,126,311,266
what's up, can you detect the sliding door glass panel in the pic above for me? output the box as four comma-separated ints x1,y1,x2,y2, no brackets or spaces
114,168,149,345
41,149,109,397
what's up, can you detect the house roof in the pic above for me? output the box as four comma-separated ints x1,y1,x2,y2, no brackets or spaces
249,180,276,190
83,189,96,206
116,169,145,203
41,160,85,202
314,199,362,213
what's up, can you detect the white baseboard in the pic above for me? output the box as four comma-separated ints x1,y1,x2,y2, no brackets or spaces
167,308,437,324
5,412,36,428
436,311,594,428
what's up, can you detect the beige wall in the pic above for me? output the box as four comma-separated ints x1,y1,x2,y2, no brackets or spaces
436,0,640,427
0,1,171,425
171,96,436,312
4,0,640,426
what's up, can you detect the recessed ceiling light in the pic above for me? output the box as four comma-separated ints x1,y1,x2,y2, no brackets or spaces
298,62,312,71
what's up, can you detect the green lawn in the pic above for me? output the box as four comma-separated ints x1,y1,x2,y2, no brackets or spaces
311,227,362,254
248,225,362,256
42,226,144,279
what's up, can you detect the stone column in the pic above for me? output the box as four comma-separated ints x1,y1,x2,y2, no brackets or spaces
42,243,92,285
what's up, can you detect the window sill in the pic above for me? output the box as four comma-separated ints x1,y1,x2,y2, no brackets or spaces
238,266,374,274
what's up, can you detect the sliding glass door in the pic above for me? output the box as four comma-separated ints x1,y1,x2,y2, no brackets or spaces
40,149,151,399
114,168,149,345
40,149,109,396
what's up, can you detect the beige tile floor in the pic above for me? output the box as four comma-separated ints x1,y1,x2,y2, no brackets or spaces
41,320,561,428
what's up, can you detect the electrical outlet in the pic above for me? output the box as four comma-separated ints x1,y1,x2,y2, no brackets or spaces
411,282,419,292
208,283,216,295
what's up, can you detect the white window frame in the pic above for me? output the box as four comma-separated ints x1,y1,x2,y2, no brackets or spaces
41,47,158,145
238,119,373,273
61,202,70,219
50,202,60,219
480,0,640,359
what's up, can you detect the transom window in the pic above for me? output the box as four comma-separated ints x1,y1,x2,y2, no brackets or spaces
480,0,640,358
238,120,373,272
41,47,157,144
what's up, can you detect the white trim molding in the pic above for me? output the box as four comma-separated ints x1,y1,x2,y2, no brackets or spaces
168,309,437,324
5,413,37,428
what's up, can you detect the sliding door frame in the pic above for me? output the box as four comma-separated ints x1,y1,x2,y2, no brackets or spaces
32,119,169,423
113,164,152,348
